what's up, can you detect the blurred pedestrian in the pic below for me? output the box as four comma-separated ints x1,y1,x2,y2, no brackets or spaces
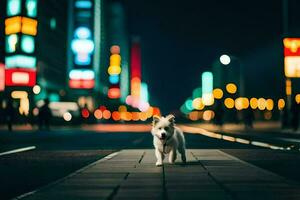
4,99,15,131
291,100,300,131
38,99,52,130
214,101,224,127
244,107,254,129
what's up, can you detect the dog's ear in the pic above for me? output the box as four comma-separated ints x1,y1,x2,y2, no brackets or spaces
166,114,175,124
152,115,160,126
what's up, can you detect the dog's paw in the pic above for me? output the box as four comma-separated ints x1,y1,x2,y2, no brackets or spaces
156,162,163,167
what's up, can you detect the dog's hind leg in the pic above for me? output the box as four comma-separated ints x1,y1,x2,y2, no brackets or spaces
178,147,186,163
155,149,163,166
169,148,177,164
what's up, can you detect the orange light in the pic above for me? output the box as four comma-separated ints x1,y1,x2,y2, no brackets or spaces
125,112,133,121
112,111,121,121
213,88,223,99
278,99,285,110
203,110,215,121
21,17,38,36
189,111,199,121
226,83,237,94
132,112,140,121
110,54,121,66
266,99,274,111
152,107,161,116
257,98,266,110
110,45,120,54
94,109,102,119
108,88,121,99
250,98,258,109
192,98,205,110
131,77,141,97
102,110,111,119
5,17,37,36
224,98,234,109
146,106,154,118
118,105,127,112
296,94,300,104
5,16,22,35
139,112,148,121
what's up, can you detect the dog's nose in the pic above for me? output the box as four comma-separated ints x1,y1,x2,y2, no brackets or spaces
161,133,166,138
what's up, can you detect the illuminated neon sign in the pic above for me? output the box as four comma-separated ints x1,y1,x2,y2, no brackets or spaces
284,38,300,78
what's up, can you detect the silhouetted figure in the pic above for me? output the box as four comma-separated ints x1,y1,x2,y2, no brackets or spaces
291,100,300,131
244,107,254,129
214,101,224,127
38,99,52,130
5,99,15,131
281,105,289,129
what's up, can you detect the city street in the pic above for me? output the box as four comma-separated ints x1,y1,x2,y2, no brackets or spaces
1,124,300,199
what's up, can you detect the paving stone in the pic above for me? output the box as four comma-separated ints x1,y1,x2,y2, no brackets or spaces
21,149,300,200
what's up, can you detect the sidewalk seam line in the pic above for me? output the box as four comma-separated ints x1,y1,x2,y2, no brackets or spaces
191,151,237,200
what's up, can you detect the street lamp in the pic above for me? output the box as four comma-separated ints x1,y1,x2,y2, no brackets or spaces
219,54,231,65
218,54,244,96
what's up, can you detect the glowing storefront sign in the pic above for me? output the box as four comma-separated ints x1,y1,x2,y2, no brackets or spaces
284,38,300,78
5,55,36,68
5,68,36,86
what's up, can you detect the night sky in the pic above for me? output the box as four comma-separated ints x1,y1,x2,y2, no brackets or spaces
123,0,300,114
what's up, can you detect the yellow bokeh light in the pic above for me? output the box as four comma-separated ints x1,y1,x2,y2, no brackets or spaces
250,98,258,109
278,99,285,110
295,94,300,104
110,54,121,66
213,88,223,99
226,83,237,94
192,98,205,110
108,66,121,75
118,105,127,112
224,98,234,109
257,98,266,110
203,110,215,121
235,97,249,110
266,99,274,111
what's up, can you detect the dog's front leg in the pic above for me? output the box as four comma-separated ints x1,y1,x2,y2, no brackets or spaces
155,149,164,166
168,148,177,164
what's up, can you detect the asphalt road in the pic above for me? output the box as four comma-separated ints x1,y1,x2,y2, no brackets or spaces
1,128,300,199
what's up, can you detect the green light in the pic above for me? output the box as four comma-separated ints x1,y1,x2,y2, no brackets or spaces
202,72,213,94
50,18,56,30
180,104,190,114
185,99,193,111
26,0,37,17
5,55,36,69
49,93,60,102
6,34,18,53
192,87,202,99
140,82,149,102
7,0,21,16
21,35,35,53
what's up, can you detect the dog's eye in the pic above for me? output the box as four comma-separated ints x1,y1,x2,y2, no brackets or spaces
164,127,169,131
158,127,162,130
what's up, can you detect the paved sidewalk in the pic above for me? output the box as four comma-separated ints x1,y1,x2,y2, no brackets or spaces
19,149,300,200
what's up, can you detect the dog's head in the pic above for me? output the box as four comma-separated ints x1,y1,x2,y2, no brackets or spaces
151,114,175,141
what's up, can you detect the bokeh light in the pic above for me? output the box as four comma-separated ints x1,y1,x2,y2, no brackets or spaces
213,88,223,99
224,98,234,109
63,112,72,121
226,83,237,94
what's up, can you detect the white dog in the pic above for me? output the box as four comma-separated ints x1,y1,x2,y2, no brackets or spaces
151,114,186,166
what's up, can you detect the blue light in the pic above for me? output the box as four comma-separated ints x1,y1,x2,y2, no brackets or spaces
109,75,119,84
75,0,92,9
74,27,91,39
